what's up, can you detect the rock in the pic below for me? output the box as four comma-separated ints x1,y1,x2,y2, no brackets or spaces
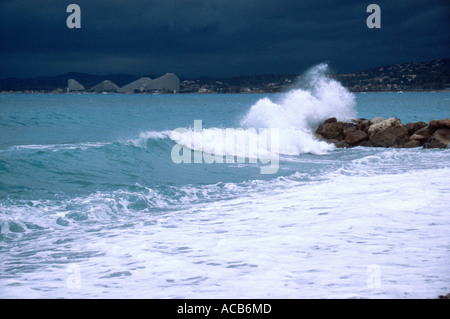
343,123,357,136
409,126,432,143
367,118,398,136
368,118,409,147
423,128,450,149
324,117,337,123
315,121,345,140
356,119,371,133
351,118,366,125
403,139,421,148
406,121,427,135
370,117,385,125
428,119,450,133
345,130,368,145
405,122,415,134
328,139,349,148
357,139,371,147
359,117,385,134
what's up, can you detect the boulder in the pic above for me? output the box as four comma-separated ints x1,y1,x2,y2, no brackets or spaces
409,126,432,143
428,119,450,133
357,139,371,147
351,118,366,125
343,123,357,136
370,117,385,125
423,128,450,149
315,121,345,140
406,121,427,135
367,118,397,136
345,130,368,145
405,122,415,134
367,118,409,147
403,139,421,148
327,139,349,148
357,117,385,134
356,119,371,133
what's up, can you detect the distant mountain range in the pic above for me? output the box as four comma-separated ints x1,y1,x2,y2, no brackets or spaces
1,58,449,93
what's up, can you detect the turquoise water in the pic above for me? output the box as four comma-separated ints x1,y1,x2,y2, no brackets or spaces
1,74,449,298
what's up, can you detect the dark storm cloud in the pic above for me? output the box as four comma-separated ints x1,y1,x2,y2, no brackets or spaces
0,0,448,78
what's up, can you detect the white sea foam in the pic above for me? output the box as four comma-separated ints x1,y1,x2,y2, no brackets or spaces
239,63,357,155
3,165,449,299
6,142,109,152
126,130,172,147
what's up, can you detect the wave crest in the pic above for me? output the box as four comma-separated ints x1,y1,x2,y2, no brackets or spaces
238,63,357,155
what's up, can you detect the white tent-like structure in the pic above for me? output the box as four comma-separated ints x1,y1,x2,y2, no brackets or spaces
119,73,180,93
89,80,120,93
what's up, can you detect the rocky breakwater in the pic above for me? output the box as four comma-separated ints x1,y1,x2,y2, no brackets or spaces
314,117,450,149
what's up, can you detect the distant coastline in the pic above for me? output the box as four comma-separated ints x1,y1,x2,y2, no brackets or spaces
1,58,448,94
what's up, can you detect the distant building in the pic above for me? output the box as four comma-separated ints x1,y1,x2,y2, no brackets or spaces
89,80,120,93
66,73,180,93
67,79,85,92
143,73,180,92
119,77,153,93
119,73,180,93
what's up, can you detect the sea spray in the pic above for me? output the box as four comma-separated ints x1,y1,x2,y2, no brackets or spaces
240,63,357,155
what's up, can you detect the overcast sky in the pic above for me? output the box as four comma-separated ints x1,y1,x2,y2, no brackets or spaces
0,0,448,78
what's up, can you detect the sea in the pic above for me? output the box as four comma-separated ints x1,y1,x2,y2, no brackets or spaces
1,65,449,299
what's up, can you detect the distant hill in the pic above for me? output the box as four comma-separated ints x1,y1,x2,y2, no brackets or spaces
1,58,449,93
180,58,449,93
332,58,450,92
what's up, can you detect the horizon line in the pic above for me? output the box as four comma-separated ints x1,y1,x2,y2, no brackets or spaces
1,57,448,81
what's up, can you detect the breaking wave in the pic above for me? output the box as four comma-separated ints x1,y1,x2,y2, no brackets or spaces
239,63,357,155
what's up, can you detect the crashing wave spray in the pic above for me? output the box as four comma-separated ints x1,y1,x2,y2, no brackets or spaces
240,63,357,155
